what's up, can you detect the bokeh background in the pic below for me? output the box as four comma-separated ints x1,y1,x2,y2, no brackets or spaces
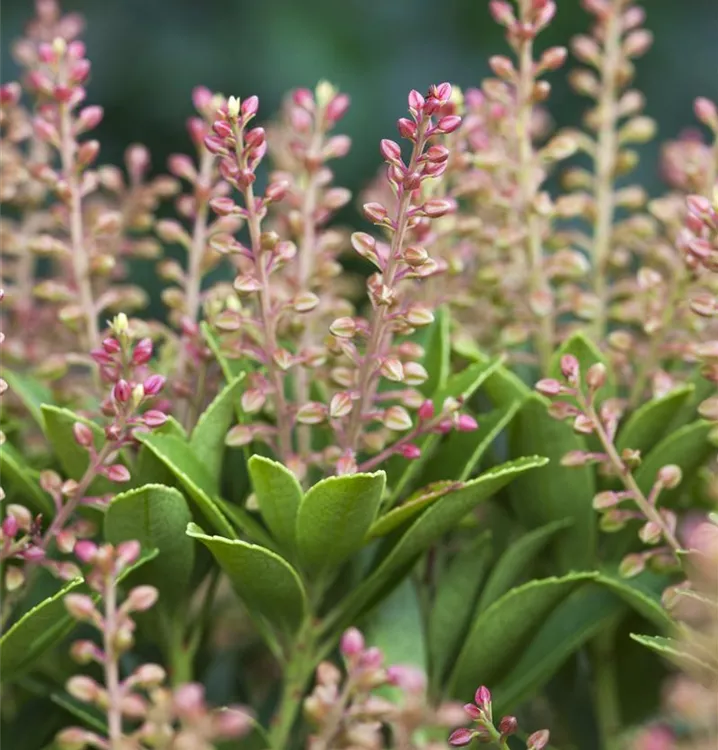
2,0,717,198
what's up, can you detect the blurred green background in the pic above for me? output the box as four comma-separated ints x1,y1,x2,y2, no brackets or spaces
2,0,717,196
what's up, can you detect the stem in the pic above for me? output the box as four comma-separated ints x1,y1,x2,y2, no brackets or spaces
294,126,325,462
592,629,622,750
516,6,553,372
103,573,123,748
233,132,293,462
583,398,682,554
345,125,428,452
591,1,622,341
176,150,215,427
58,97,99,352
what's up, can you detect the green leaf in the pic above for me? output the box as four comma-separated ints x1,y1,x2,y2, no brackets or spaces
248,456,303,557
492,582,623,713
428,533,492,689
201,321,245,382
186,523,307,637
634,420,714,502
324,456,547,633
508,394,596,571
0,578,84,684
476,519,573,613
3,370,52,429
595,570,673,631
0,443,54,515
0,551,157,683
135,432,235,538
421,305,450,397
666,369,715,433
367,481,462,540
104,484,194,612
40,405,116,493
629,634,704,672
418,401,523,486
212,496,278,549
549,331,614,401
616,385,694,456
296,472,385,575
190,374,245,484
50,691,108,734
449,572,596,699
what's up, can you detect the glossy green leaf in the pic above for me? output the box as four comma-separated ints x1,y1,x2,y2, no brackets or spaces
616,385,694,456
104,484,194,612
212,496,278,549
449,572,596,699
428,533,492,688
248,455,303,557
190,373,245,484
0,442,53,515
296,472,385,575
476,519,573,613
3,370,52,429
629,634,704,672
40,405,116,494
666,369,715,432
421,305,450,397
492,582,623,713
635,420,714,502
135,432,235,538
549,331,614,401
509,394,596,571
187,523,306,637
595,570,673,631
418,401,523,486
367,481,461,540
325,456,547,632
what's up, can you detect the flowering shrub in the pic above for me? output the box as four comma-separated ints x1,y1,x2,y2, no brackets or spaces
1,1,716,749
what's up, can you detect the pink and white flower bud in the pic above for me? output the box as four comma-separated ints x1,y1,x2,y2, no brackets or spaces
449,728,476,746
143,410,168,428
383,406,413,432
362,203,389,224
422,198,456,218
586,363,607,391
341,627,365,657
405,305,435,327
329,392,353,419
694,97,718,130
64,594,97,622
325,93,350,123
133,663,166,687
67,676,101,704
329,317,357,339
560,354,580,382
380,139,402,164
105,464,131,483
499,715,518,736
125,585,159,612
216,708,254,738
241,389,266,414
535,378,562,396
73,421,94,448
296,402,328,425
456,414,478,432
399,443,421,460
474,685,491,711
418,400,435,421
657,464,682,489
76,105,104,132
527,729,550,750
226,425,253,447
142,374,165,397
2,516,18,538
403,362,428,386
74,540,98,564
241,95,259,118
540,46,567,70
380,358,404,383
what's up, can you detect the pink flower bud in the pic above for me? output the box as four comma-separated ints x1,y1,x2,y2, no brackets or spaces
540,46,567,70
380,139,402,163
105,464,131,483
174,683,206,717
67,675,99,703
694,97,718,130
295,402,328,425
213,120,233,139
386,664,426,693
535,378,562,396
592,491,619,510
399,443,421,460
76,105,104,131
418,400,435,421
456,414,478,432
0,82,21,105
246,126,266,148
142,374,166,396
330,392,353,419
448,728,475,747
463,703,482,720
215,708,253,738
329,317,357,339
117,540,141,567
326,93,350,123
380,358,404,383
74,540,98,563
203,135,228,155
340,627,365,657
422,198,456,218
618,553,645,578
560,354,580,381
362,203,389,224
125,585,159,612
241,95,259,118
73,421,94,448
383,406,413,432
397,117,417,139
64,594,97,622
489,0,515,26
131,337,153,365
192,85,213,112
143,410,168,428
499,716,518,736
265,180,289,202
113,379,131,403
293,87,314,110
586,363,607,391
475,685,491,710
408,90,425,112
657,464,682,489
527,729,550,750
2,516,18,538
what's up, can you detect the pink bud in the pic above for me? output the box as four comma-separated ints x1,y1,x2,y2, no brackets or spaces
113,379,131,403
408,90,425,112
265,180,289,202
192,85,213,112
657,464,682,489
535,378,562,396
203,135,228,155
76,105,104,131
475,685,491,710
386,664,426,693
65,594,97,621
125,585,159,612
340,627,365,657
143,410,168,428
73,421,94,448
131,337,153,365
380,139,402,163
0,82,21,105
117,540,141,567
418,400,435,421
245,126,266,148
399,443,421,460
74,540,98,563
695,97,718,130
362,203,389,224
293,87,314,110
498,716,518,736
456,414,478,432
102,337,121,354
397,118,417,139
326,93,350,123
241,95,259,118
422,198,455,218
173,683,206,717
105,464,131,483
527,729,550,750
560,354,580,381
489,0,515,26
142,374,166,396
448,728,475,747
2,516,18,538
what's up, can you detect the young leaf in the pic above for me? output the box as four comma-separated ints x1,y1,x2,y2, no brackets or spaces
135,432,236,539
0,443,54,515
3,370,52,429
449,572,596,699
104,484,194,613
190,373,245,484
509,394,596,571
421,305,450,397
296,472,385,575
428,533,493,689
634,419,714,502
323,456,547,633
616,385,694,456
549,331,615,401
186,523,307,638
248,455,303,558
476,519,574,613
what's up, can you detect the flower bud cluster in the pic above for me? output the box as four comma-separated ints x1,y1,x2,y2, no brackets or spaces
304,627,462,748
448,684,549,749
537,354,684,576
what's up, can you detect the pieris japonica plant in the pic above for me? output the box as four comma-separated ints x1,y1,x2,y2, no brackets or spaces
1,1,716,749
